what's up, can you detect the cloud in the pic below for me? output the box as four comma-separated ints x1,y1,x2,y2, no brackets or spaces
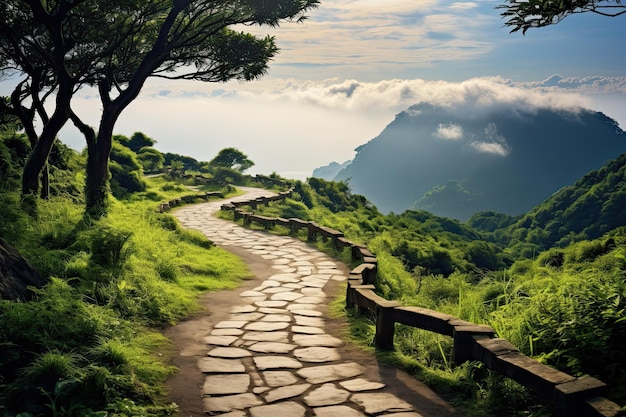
434,123,464,140
54,74,624,178
238,0,498,78
470,123,511,156
470,141,510,156
508,74,626,93
449,2,479,9
133,75,597,117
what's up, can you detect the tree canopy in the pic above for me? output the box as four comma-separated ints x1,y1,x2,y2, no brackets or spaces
208,148,255,173
499,0,626,33
0,0,318,215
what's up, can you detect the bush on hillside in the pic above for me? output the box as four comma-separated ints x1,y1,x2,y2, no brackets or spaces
110,142,146,197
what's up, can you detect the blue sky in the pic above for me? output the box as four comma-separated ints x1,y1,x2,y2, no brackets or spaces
3,0,625,179
257,0,626,81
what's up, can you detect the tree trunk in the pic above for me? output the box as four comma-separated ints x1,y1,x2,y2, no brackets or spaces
85,106,118,217
21,114,67,196
40,163,49,199
84,63,152,216
21,85,72,198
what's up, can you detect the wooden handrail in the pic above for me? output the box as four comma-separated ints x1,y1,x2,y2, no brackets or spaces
215,189,624,417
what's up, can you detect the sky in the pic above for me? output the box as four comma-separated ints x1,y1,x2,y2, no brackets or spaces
2,0,626,180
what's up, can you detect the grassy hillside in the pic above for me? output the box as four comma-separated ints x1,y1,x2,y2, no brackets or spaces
0,127,262,415
2,116,625,416
470,152,626,258
250,176,626,416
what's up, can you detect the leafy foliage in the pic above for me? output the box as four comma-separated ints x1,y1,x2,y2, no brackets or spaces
110,142,146,197
0,171,249,415
499,0,626,34
1,0,319,214
208,147,254,173
137,147,165,174
490,153,626,256
252,173,626,411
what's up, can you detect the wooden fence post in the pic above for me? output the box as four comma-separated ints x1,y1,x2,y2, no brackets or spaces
375,301,400,350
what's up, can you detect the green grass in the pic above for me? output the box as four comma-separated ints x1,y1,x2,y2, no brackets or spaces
0,177,251,416
236,189,626,415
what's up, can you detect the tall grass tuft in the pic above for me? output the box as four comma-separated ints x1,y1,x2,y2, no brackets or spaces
0,176,251,415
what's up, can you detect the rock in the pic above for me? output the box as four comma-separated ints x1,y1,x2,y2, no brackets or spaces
304,383,349,406
265,384,310,403
249,401,307,417
0,238,47,301
351,392,414,414
203,373,250,395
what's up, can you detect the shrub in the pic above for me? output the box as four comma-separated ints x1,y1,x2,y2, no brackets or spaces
177,228,213,249
210,166,244,185
110,142,146,197
566,239,607,263
89,224,134,269
157,213,180,231
536,248,565,268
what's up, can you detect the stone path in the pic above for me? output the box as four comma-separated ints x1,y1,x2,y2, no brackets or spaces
173,187,453,417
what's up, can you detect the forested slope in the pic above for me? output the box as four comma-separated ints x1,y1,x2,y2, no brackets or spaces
251,173,626,414
470,152,626,258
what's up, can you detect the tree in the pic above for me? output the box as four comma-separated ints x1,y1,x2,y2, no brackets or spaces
208,147,255,173
0,1,136,200
82,0,320,215
499,0,626,33
2,0,318,216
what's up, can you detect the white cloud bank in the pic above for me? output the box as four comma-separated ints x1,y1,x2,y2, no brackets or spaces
47,75,626,179
130,73,617,117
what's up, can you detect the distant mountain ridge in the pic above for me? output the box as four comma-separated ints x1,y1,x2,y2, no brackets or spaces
328,103,626,220
312,160,351,181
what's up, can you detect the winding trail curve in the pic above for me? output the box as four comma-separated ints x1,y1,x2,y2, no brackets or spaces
165,187,456,417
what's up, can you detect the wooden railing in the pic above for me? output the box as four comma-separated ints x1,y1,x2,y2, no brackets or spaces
158,191,225,213
215,189,624,417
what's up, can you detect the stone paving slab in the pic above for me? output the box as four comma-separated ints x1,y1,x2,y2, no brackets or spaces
203,373,250,395
340,377,386,391
313,405,366,417
203,393,262,413
198,357,245,373
253,356,303,370
248,342,295,354
304,383,350,406
352,392,415,414
297,362,365,384
294,346,341,363
208,347,252,358
249,401,306,417
264,383,310,403
172,187,450,417
261,370,300,387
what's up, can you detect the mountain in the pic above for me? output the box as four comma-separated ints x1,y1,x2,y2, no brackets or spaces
332,103,626,221
470,152,626,255
312,160,351,180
